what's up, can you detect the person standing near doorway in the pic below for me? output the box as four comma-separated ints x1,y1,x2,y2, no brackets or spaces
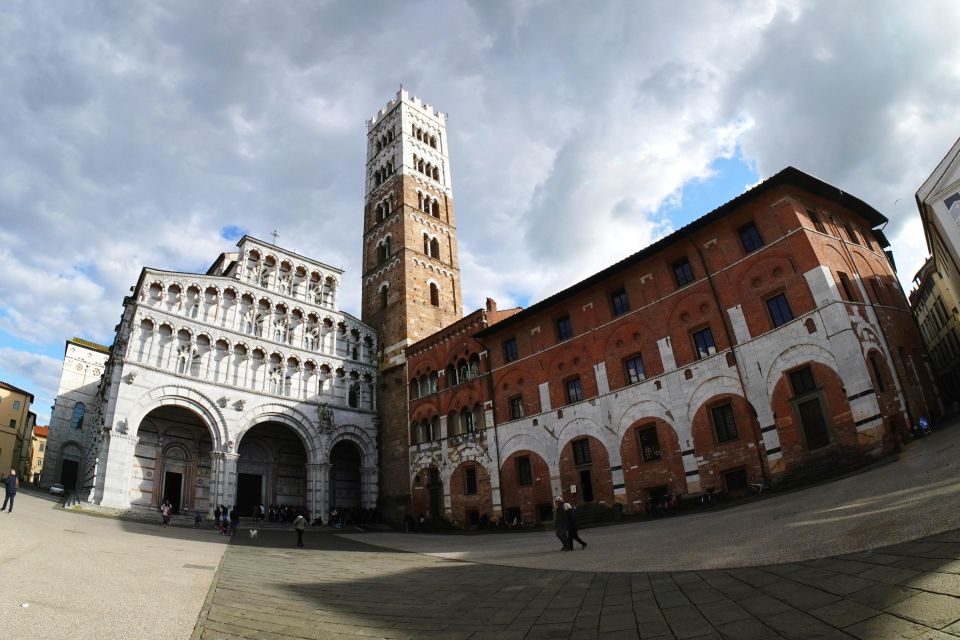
2,470,18,513
293,513,306,547
553,497,568,551
564,502,587,550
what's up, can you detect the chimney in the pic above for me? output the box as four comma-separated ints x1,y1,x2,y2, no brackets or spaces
485,298,497,312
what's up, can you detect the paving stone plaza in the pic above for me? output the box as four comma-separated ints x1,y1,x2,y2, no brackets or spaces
5,422,960,639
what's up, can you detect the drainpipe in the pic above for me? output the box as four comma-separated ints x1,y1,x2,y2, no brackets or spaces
481,311,506,521
690,238,769,483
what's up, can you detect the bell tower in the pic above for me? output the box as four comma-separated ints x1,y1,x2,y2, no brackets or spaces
361,89,463,512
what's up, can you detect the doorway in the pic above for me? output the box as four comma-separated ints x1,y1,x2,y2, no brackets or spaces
163,471,182,513
578,469,595,503
330,441,362,509
60,459,79,491
798,397,830,450
236,473,262,515
427,468,442,519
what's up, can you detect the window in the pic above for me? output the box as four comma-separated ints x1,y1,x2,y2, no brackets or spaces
503,338,519,363
673,257,695,288
429,282,439,306
13,400,21,411
8,420,15,429
789,366,817,395
843,223,861,245
572,438,592,465
869,279,884,305
637,425,661,462
461,408,475,432
692,327,717,360
869,353,886,392
556,315,573,341
766,293,794,328
39,443,45,452
380,285,389,309
509,395,524,420
516,456,533,486
807,210,827,234
738,222,764,253
611,287,630,316
624,354,645,384
70,402,86,430
711,403,738,443
565,376,584,404
465,467,477,495
837,272,858,302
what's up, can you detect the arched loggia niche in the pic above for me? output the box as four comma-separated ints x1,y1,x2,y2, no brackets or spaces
330,440,362,509
235,421,309,515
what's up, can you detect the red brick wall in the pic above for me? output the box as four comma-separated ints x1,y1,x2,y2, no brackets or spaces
558,435,614,507
499,450,553,523
691,394,765,494
447,461,493,527
619,419,687,513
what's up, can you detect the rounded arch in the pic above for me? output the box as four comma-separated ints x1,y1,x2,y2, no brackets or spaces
125,385,225,449
685,374,742,426
327,424,377,468
764,342,839,397
234,403,317,460
498,432,553,466
615,397,678,441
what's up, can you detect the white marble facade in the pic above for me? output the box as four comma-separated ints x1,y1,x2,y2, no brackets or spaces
49,236,379,519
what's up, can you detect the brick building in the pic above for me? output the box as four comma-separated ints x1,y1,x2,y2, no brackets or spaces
401,163,932,527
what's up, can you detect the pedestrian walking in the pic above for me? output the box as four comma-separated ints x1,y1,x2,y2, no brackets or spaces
553,497,568,551
564,502,587,550
161,501,172,526
194,510,202,528
2,469,19,513
294,513,306,547
214,505,221,527
229,506,239,535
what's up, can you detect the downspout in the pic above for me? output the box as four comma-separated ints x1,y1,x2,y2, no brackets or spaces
689,238,769,483
480,317,506,520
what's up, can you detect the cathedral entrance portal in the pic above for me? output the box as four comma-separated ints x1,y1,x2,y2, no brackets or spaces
133,406,214,514
237,421,308,511
163,471,183,513
236,473,262,515
330,440,361,509
60,459,79,491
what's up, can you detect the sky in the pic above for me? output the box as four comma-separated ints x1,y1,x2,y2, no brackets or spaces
1,0,959,425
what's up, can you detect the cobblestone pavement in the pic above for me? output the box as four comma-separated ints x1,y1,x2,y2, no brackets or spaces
194,527,960,640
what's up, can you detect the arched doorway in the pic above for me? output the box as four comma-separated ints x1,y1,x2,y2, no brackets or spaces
134,406,214,514
330,440,362,509
59,443,83,491
236,421,308,515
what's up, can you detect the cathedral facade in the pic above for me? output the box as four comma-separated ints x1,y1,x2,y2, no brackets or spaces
44,236,379,519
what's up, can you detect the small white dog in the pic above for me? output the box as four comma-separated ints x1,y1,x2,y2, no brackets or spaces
249,529,258,540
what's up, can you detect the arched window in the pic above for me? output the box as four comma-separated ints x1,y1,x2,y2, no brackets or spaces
379,284,389,309
445,364,457,387
469,354,480,377
461,407,474,433
417,192,424,211
377,238,390,264
458,359,469,382
348,383,359,408
430,135,437,148
429,237,440,259
410,378,420,400
423,233,430,255
70,402,86,430
429,282,440,307
432,166,440,180
431,200,440,218
448,410,460,436
429,370,438,393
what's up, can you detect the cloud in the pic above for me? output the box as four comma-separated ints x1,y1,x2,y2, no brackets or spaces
0,347,64,424
1,0,959,396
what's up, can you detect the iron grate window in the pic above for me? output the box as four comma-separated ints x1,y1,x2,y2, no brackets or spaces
638,426,661,462
516,456,533,486
509,395,524,420
465,467,477,495
789,366,817,396
711,404,738,443
556,315,573,341
572,438,592,465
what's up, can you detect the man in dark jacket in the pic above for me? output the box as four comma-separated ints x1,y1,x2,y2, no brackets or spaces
564,502,587,550
553,497,568,550
2,469,18,513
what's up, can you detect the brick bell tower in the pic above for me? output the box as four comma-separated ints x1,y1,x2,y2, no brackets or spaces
361,89,463,517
